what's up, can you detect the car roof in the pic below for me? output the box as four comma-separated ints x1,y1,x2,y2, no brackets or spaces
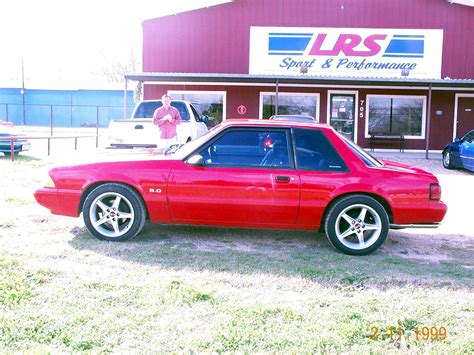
220,119,331,130
270,114,315,119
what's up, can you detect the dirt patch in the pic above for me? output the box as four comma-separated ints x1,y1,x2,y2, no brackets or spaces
382,230,474,266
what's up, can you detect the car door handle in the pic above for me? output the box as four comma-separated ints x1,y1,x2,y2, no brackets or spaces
135,125,144,129
275,176,290,182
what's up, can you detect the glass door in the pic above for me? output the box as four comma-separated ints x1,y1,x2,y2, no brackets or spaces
329,94,355,141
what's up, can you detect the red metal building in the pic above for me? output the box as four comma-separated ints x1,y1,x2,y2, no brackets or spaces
128,0,474,150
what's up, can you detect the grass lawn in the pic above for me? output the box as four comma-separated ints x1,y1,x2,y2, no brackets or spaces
0,154,473,353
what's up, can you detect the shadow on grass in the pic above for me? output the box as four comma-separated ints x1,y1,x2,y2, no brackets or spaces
68,223,473,290
0,154,43,162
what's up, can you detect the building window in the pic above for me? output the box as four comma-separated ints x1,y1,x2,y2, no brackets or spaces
366,95,426,138
169,91,226,128
259,92,319,120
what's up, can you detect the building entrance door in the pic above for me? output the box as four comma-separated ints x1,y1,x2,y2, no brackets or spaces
329,94,356,141
456,96,474,138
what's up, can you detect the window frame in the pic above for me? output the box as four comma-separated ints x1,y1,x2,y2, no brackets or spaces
365,94,427,140
259,92,320,120
193,127,295,169
291,128,349,172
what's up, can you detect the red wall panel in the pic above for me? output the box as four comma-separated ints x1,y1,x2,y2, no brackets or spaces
143,0,474,79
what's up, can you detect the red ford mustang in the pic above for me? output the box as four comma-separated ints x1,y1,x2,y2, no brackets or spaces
35,120,447,255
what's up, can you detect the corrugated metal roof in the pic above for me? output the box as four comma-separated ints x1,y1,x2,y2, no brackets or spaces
124,72,474,89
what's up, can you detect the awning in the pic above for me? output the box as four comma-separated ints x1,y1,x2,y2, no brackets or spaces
124,72,474,90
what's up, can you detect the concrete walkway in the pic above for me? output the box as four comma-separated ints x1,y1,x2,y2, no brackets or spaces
370,150,443,161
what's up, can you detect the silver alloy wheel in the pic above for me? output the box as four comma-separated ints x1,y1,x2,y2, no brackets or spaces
335,203,382,250
89,192,135,238
443,151,450,167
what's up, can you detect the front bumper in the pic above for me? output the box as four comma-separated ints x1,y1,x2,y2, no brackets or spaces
34,187,81,217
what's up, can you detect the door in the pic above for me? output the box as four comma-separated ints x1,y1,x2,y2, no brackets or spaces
167,128,301,227
456,97,474,138
329,94,355,141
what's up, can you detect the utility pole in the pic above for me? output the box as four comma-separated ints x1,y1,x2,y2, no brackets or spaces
21,59,26,125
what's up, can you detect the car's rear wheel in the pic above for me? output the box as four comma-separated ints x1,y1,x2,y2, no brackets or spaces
324,195,389,255
442,150,453,169
83,183,146,241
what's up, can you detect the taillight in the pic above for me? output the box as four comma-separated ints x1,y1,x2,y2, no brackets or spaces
429,183,441,200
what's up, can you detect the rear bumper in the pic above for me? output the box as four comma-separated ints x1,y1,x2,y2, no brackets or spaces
392,200,447,225
0,141,30,152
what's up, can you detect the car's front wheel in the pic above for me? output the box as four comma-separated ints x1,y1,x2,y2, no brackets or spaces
442,150,453,169
324,195,389,255
83,183,146,241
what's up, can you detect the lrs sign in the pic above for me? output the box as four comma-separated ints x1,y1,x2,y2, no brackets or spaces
249,27,443,79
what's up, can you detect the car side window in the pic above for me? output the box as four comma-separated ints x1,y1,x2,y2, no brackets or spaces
294,128,348,172
198,129,291,168
463,131,474,143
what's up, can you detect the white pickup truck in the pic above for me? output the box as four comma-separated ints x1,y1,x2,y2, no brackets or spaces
107,100,209,149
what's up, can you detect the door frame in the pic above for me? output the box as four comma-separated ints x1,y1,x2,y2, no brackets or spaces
327,90,359,143
453,93,474,140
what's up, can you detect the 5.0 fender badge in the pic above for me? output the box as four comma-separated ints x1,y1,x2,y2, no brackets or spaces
149,188,162,193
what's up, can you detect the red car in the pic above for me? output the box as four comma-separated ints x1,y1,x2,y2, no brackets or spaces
34,120,447,255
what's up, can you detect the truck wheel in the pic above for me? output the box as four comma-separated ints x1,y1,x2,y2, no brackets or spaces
83,183,146,241
324,195,389,255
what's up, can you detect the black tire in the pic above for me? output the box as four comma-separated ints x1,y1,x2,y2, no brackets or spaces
83,183,146,241
324,195,389,255
442,150,453,169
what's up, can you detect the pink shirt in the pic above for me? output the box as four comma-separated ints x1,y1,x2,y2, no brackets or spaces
153,106,182,139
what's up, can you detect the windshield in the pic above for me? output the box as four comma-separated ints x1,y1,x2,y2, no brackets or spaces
173,128,217,159
338,134,382,167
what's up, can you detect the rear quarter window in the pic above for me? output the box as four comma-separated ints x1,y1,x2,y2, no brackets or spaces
294,128,348,172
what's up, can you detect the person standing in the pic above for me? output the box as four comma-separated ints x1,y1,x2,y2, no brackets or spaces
153,94,182,149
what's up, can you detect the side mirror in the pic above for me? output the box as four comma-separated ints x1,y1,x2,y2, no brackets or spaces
187,154,204,166
200,115,209,122
454,138,461,143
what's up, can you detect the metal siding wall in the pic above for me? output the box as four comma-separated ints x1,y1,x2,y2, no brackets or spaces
0,89,134,127
143,0,474,79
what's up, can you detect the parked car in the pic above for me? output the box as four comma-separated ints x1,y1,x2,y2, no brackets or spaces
107,100,209,149
269,114,317,122
442,129,474,172
0,121,31,156
35,119,447,255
